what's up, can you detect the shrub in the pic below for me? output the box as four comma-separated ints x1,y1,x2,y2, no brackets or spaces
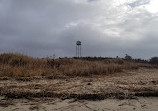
150,57,158,64
125,54,132,60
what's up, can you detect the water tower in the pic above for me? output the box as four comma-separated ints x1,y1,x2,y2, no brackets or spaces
76,41,81,58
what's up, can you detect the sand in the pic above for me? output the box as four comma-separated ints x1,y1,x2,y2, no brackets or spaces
1,68,158,110
1,68,158,99
0,97,158,111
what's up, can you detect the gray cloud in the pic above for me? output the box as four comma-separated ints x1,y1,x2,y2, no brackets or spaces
0,0,158,59
128,0,149,8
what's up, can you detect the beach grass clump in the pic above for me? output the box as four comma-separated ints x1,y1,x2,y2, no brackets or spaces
0,53,151,77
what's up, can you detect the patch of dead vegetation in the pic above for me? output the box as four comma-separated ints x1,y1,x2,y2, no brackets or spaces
0,53,152,77
0,53,158,100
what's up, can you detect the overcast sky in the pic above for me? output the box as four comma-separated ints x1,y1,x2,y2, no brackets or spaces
0,0,158,59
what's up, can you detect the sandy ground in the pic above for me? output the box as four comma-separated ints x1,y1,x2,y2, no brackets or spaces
1,68,158,99
0,97,158,111
1,68,158,110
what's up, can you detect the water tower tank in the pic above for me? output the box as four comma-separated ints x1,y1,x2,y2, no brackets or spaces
76,41,81,45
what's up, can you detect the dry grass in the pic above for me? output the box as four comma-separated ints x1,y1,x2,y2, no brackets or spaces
1,53,158,100
0,53,152,77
